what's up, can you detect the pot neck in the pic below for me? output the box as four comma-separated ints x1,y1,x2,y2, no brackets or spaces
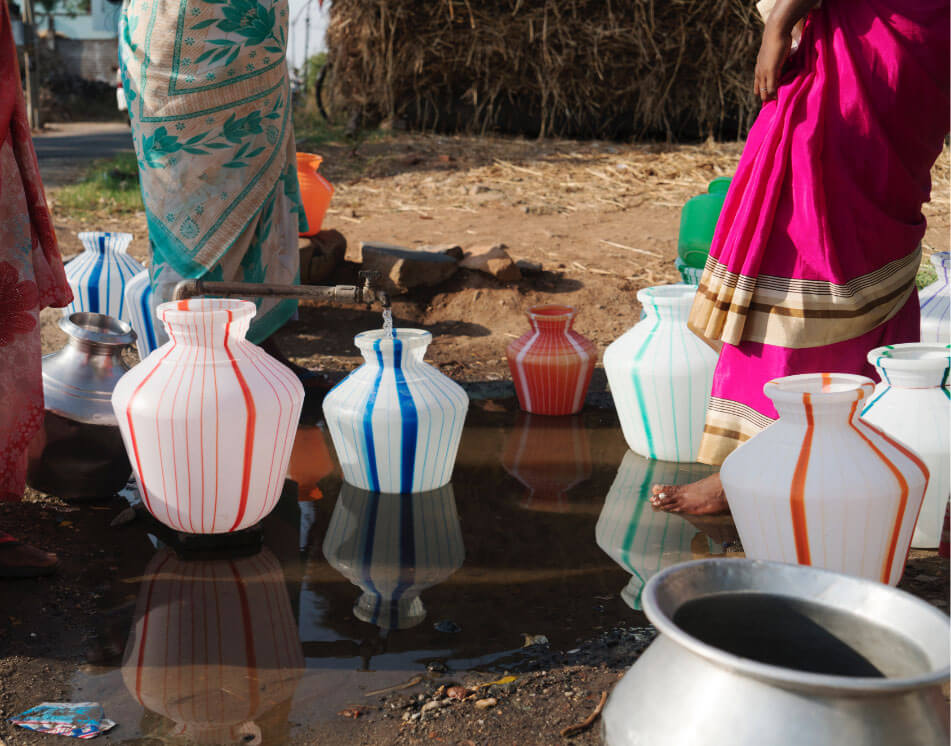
356,330,431,368
78,231,132,255
636,285,695,324
765,374,875,425
157,299,255,348
526,305,576,335
868,344,951,389
59,312,135,354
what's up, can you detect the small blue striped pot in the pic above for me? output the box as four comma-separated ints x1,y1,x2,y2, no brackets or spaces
64,232,144,322
323,329,469,493
322,483,464,630
604,285,718,462
124,268,168,359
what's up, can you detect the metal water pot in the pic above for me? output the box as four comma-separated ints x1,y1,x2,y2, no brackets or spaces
602,559,950,746
27,313,137,499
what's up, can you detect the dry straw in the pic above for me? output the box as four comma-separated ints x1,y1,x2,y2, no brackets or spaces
326,0,762,140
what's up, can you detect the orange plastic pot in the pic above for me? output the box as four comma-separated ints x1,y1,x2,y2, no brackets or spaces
296,152,334,237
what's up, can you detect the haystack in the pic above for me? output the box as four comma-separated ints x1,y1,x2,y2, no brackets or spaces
325,0,762,140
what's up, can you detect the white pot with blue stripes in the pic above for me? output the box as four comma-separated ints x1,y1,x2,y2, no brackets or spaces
604,285,718,463
322,483,464,630
862,343,950,549
323,328,469,493
919,251,949,344
64,232,144,323
124,268,168,359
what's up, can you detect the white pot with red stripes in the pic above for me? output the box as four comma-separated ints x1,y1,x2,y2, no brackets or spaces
121,548,303,743
720,373,928,586
322,329,469,494
604,285,717,462
861,343,950,549
111,299,304,534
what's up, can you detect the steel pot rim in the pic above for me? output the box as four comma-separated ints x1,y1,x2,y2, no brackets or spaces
642,558,951,696
60,313,136,348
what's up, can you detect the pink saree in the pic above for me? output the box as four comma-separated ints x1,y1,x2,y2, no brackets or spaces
691,0,951,465
0,1,73,500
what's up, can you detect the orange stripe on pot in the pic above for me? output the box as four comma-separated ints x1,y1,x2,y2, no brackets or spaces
821,372,832,392
790,392,814,565
853,415,930,582
847,405,910,584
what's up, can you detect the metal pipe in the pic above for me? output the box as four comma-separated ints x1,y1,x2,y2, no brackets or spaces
171,271,389,308
172,279,364,303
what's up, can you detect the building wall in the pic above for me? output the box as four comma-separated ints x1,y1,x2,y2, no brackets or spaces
57,36,118,83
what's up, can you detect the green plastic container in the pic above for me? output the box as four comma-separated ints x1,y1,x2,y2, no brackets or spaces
677,176,732,269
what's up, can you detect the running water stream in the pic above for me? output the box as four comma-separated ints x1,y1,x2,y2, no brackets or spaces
382,307,394,338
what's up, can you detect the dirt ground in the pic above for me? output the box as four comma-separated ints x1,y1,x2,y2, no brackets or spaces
7,131,949,745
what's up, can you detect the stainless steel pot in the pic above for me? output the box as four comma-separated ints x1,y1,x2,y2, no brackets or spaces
27,313,136,499
602,558,950,746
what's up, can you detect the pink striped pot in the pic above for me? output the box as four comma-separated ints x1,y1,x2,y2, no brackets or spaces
111,299,304,534
720,373,928,586
506,305,597,415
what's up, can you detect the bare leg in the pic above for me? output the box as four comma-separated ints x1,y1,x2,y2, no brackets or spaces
649,473,728,515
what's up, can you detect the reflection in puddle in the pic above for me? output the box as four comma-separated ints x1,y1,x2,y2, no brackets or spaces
322,484,464,631
597,451,730,610
501,413,592,512
121,548,303,745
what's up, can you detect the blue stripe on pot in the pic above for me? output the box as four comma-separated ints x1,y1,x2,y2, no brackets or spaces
139,282,157,352
359,490,382,624
363,341,387,492
392,339,419,493
389,494,416,628
85,235,107,313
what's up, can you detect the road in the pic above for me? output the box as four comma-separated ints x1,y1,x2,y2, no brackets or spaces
31,121,134,187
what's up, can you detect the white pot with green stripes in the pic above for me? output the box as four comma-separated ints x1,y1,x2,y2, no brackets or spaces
596,450,721,610
862,343,950,549
604,285,717,463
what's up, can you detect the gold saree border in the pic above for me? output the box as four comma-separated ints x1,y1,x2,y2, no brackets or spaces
688,245,921,349
697,397,774,466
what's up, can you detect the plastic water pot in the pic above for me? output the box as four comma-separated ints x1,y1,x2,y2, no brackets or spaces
677,176,731,269
296,152,334,237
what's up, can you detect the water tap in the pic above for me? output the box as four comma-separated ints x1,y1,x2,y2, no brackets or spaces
358,270,390,310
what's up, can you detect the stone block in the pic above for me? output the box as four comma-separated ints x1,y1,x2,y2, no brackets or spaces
359,241,458,294
460,243,521,283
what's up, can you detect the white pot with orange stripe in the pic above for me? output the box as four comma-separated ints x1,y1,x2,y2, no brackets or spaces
862,343,950,549
111,299,304,534
720,373,929,586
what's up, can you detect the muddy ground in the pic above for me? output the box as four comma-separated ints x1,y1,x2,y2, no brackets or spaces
2,131,948,745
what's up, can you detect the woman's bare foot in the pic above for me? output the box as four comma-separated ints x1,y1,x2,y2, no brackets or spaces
649,473,728,515
0,539,58,578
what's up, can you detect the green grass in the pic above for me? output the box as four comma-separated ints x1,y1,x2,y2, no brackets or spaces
293,104,350,151
52,152,144,216
917,259,938,290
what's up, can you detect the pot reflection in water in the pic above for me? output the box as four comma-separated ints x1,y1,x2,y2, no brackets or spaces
121,548,303,745
603,559,951,746
596,451,730,610
501,412,592,512
322,483,464,631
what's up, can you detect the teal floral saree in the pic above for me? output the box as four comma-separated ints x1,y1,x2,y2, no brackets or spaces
119,0,306,343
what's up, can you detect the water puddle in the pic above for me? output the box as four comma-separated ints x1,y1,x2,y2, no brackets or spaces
69,405,741,742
